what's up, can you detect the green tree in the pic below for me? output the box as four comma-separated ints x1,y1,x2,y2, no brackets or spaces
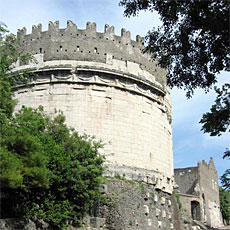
0,23,32,119
219,187,230,225
1,107,104,228
119,0,230,186
0,25,105,229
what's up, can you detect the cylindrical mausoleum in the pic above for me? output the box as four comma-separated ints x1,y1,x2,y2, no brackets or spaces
13,21,174,193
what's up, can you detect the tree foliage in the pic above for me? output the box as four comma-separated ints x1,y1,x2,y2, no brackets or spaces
0,24,32,119
0,25,105,229
220,149,230,191
120,0,229,96
200,84,230,136
1,107,104,228
219,187,230,225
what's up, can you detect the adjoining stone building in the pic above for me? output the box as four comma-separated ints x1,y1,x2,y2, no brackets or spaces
174,157,223,228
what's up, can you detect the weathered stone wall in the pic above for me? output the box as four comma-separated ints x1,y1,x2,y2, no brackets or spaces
198,158,222,227
176,193,201,220
174,167,199,194
14,78,172,176
85,178,177,230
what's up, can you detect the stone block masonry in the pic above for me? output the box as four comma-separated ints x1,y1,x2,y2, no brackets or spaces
13,20,174,194
90,178,177,230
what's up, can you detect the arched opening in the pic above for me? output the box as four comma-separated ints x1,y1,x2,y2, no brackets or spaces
191,200,201,221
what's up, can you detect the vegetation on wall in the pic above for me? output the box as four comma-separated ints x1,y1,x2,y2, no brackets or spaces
119,0,230,189
0,24,105,229
173,191,182,210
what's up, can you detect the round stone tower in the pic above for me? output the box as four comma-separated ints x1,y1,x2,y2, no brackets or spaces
13,21,174,193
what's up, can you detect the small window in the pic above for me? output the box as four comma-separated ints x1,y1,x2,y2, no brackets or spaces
39,48,42,53
60,46,63,51
94,47,97,53
76,46,80,51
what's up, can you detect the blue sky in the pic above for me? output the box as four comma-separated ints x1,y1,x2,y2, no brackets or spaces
1,0,229,183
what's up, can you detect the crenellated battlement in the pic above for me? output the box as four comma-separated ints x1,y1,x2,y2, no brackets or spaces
17,20,143,44
17,20,165,87
198,157,217,173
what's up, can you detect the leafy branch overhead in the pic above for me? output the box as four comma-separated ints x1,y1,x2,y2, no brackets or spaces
200,83,230,136
120,0,229,95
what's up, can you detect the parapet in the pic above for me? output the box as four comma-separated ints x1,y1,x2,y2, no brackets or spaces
198,157,217,173
17,20,166,87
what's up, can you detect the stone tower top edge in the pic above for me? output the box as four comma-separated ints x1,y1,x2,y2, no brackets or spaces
197,157,217,173
16,20,167,87
175,157,218,174
17,20,145,45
